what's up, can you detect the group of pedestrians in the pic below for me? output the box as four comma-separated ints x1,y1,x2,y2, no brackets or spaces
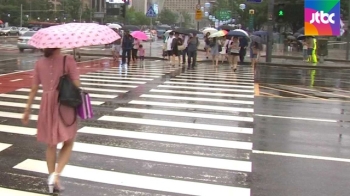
203,33,260,71
110,29,145,66
164,32,200,69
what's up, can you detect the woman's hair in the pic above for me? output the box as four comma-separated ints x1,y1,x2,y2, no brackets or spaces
43,48,59,58
139,44,143,48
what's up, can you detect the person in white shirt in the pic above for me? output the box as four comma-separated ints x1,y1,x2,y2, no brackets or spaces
182,34,189,64
166,32,174,64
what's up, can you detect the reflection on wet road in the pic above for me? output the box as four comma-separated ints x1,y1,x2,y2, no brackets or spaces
257,66,350,101
253,65,350,196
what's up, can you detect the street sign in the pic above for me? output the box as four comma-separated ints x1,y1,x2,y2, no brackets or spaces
146,5,157,17
247,0,263,3
195,9,203,21
215,10,231,21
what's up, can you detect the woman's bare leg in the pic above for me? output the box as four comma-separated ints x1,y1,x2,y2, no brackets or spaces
46,145,57,174
54,138,75,187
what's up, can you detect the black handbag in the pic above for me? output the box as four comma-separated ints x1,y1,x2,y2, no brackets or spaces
57,56,82,126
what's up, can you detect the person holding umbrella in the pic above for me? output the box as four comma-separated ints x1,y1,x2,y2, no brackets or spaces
187,33,200,69
121,30,134,66
228,36,240,72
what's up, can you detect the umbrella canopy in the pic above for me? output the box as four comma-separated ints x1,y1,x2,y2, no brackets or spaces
0,20,3,24
131,31,148,40
287,35,296,40
122,25,140,31
218,25,236,31
250,35,262,43
163,30,173,38
203,27,218,35
252,31,267,36
296,27,304,34
174,28,201,35
28,23,120,49
297,34,314,40
108,23,122,29
209,30,228,38
228,29,249,37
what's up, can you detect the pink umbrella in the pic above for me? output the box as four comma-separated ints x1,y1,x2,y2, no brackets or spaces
28,23,120,49
130,31,148,40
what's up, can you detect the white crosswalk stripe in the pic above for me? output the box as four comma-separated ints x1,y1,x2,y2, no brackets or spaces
0,44,18,50
0,64,254,195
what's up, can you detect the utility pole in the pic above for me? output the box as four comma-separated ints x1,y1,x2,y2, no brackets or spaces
197,0,200,30
266,0,274,63
20,4,23,27
346,2,350,60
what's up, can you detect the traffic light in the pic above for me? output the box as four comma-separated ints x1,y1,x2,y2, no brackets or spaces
275,3,285,23
120,4,126,18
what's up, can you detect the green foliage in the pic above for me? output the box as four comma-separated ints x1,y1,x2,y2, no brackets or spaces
61,0,83,21
179,10,192,28
125,7,150,25
158,8,178,25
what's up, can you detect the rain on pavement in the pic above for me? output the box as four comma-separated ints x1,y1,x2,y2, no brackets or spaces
0,36,349,196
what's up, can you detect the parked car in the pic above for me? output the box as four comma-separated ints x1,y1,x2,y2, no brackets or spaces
19,27,30,36
17,31,36,52
0,26,19,36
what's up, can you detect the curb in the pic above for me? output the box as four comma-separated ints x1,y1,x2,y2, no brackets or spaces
257,62,350,69
77,52,350,68
270,55,350,63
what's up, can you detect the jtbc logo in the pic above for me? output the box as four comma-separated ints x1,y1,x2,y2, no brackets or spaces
310,11,335,24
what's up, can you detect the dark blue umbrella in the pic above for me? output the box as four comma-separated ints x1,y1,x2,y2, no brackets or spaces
252,31,267,36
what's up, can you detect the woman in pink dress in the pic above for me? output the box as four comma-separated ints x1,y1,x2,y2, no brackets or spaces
22,48,80,193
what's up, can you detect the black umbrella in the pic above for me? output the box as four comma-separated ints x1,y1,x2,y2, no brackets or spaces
122,25,140,31
297,34,314,40
218,25,236,31
296,27,304,34
173,28,201,35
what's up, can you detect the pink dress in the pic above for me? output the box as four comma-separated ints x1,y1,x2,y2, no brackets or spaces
33,54,80,146
138,48,145,56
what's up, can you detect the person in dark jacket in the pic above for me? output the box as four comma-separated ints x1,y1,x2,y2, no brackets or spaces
121,30,134,66
239,37,248,63
187,33,199,70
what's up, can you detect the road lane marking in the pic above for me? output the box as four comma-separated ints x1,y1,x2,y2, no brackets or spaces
0,94,104,105
253,150,350,163
0,125,36,135
0,187,47,196
10,78,23,82
0,143,12,152
79,126,253,150
254,83,259,96
98,116,253,134
115,107,253,122
150,89,254,98
140,94,254,105
129,100,254,113
260,85,326,100
157,85,254,93
165,81,254,89
255,114,337,122
14,159,250,196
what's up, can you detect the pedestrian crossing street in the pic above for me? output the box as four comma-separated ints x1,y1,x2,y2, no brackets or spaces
0,62,255,196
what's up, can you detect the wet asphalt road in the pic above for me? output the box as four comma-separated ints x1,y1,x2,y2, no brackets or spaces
0,52,349,195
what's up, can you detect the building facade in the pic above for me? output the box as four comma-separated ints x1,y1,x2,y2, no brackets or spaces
163,0,199,26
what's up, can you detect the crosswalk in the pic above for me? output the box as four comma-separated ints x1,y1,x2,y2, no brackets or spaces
0,44,18,51
0,62,255,196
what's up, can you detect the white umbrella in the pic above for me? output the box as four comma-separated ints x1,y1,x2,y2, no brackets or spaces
203,27,218,35
108,23,122,29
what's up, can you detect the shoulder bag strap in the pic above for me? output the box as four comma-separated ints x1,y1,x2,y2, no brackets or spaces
63,55,67,75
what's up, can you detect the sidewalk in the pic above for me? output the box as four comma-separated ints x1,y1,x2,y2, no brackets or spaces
74,45,350,68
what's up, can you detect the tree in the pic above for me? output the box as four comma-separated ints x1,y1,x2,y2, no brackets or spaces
61,0,83,21
158,8,178,25
126,7,150,25
179,10,192,28
28,0,54,21
81,5,92,22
